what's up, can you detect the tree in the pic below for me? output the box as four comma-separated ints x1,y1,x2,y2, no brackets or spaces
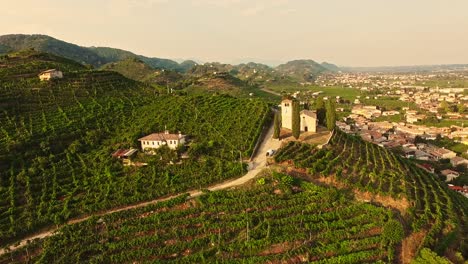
458,103,465,114
315,97,326,125
382,220,404,245
439,100,449,114
273,111,281,139
325,100,336,131
292,100,300,139
411,248,451,264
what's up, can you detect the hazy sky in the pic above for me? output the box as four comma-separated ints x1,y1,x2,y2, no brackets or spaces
1,0,468,66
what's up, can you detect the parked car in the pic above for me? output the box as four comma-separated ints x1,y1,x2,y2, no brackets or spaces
266,149,276,156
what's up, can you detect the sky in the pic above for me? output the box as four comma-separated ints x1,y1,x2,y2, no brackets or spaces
1,0,468,67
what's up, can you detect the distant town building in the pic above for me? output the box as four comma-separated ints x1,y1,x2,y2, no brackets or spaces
139,130,186,151
441,169,460,182
38,69,63,81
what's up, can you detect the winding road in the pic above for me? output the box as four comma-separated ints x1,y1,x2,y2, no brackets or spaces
0,120,281,256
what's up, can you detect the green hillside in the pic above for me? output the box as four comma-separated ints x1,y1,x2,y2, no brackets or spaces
1,173,398,263
276,60,329,82
321,62,341,72
274,130,468,261
0,51,270,246
101,57,156,81
0,34,183,71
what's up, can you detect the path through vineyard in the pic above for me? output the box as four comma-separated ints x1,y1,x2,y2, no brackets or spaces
0,121,281,256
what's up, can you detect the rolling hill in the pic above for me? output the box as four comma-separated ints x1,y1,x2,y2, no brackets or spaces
0,50,270,248
0,34,184,71
276,60,330,82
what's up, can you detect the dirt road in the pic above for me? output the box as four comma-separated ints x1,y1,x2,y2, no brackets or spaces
0,121,281,256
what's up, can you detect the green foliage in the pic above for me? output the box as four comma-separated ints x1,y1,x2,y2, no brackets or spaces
273,130,468,257
326,100,336,131
0,55,269,246
2,178,393,263
0,34,184,70
256,177,266,185
273,111,281,139
292,100,300,139
315,97,326,125
411,248,451,264
382,220,404,245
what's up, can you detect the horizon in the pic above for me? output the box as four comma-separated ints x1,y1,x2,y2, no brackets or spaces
1,0,468,67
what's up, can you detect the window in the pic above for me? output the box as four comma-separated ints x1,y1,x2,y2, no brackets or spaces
152,142,154,145
284,103,290,107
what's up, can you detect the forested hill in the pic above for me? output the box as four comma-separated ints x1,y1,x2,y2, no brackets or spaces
0,34,183,71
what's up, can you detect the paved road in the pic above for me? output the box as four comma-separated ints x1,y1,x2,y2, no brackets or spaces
0,121,281,256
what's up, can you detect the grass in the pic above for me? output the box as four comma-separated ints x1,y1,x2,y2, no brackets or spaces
264,83,364,101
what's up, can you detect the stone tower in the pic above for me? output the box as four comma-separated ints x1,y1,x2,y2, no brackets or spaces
281,98,293,130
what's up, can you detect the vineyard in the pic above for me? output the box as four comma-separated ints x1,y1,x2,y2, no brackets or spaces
274,130,468,260
0,172,399,263
0,52,270,246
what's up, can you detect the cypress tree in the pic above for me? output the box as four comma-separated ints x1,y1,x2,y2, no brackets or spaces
292,100,300,139
273,111,281,139
326,100,336,131
315,97,326,125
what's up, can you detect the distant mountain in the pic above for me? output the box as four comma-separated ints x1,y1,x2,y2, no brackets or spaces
321,62,340,72
0,34,186,71
276,60,329,82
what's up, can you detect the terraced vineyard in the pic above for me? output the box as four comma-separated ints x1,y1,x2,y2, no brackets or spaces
0,173,399,263
0,52,270,246
274,130,468,260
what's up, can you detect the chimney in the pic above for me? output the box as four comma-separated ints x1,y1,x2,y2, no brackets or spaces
178,131,182,138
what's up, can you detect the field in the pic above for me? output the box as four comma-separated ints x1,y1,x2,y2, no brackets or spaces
0,52,270,246
273,131,468,260
0,172,398,263
264,83,363,101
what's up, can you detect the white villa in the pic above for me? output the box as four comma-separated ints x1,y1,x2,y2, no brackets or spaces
38,69,63,81
281,98,317,133
138,130,186,151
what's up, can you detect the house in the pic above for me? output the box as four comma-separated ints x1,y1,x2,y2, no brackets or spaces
38,69,63,81
428,147,457,160
450,156,468,167
440,169,460,182
112,149,137,159
300,110,318,132
112,149,138,166
447,185,468,198
139,130,186,151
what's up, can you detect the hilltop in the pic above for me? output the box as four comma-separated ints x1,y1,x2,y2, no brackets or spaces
0,34,183,71
0,34,341,82
276,60,331,82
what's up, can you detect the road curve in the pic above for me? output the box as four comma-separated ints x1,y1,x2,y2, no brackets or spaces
0,120,281,256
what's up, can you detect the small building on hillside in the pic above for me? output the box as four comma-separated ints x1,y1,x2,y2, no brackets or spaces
451,156,468,167
281,98,294,130
38,69,63,81
139,130,186,151
300,110,317,132
441,169,460,182
112,149,137,166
